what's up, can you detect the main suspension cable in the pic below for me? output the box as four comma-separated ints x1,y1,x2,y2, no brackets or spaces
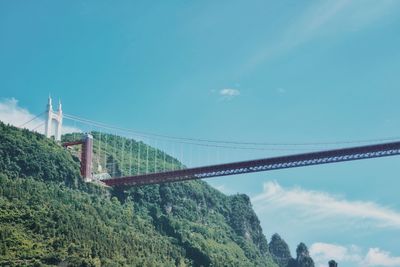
63,113,400,148
19,111,45,128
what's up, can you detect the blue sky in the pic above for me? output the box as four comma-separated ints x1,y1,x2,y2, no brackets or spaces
1,1,400,266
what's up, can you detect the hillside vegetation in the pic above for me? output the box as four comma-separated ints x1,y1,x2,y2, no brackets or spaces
0,122,314,266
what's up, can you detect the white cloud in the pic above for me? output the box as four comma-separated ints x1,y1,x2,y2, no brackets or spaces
276,88,286,94
219,88,240,99
0,98,80,135
245,0,399,70
0,98,39,128
212,183,235,195
364,248,400,267
310,242,400,267
252,181,400,229
60,125,81,135
310,243,362,267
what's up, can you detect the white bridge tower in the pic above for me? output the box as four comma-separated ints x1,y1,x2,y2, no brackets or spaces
45,96,63,141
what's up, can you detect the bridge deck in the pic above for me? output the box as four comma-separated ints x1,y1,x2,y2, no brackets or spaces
102,141,400,187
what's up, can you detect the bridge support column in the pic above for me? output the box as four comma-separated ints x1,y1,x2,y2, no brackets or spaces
81,134,93,182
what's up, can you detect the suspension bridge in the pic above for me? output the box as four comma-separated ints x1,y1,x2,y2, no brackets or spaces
21,97,400,187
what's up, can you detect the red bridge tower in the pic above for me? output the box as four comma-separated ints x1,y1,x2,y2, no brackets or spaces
62,134,93,182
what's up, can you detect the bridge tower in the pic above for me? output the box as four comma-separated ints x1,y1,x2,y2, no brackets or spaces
45,96,63,141
81,134,93,182
62,133,93,182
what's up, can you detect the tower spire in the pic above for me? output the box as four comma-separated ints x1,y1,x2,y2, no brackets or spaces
45,96,53,138
47,95,53,110
56,98,63,141
58,98,62,112
45,96,63,141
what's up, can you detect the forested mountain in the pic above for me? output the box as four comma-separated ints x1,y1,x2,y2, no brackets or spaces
268,235,315,267
0,122,315,266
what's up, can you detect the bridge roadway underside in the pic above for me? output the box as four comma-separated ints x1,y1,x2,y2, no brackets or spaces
102,141,400,187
